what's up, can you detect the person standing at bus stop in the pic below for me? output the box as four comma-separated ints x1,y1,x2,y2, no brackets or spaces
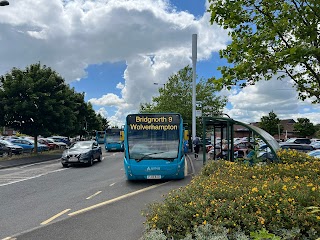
193,137,200,160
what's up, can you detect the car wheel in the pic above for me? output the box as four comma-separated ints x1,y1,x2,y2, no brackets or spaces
97,154,102,162
2,152,8,157
88,156,94,167
62,163,69,168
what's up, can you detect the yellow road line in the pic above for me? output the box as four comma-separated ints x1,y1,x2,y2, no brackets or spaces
2,237,17,240
68,182,169,216
86,191,102,200
40,209,71,225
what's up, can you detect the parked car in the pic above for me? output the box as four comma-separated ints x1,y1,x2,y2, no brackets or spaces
285,138,311,145
0,142,12,157
310,141,320,149
61,140,102,168
10,139,49,152
46,138,67,149
10,139,34,152
51,136,71,146
0,140,23,155
279,143,314,152
307,149,320,158
38,138,58,150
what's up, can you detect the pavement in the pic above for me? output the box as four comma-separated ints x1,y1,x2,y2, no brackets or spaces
0,152,63,169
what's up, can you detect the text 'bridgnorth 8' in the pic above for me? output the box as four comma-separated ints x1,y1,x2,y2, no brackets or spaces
135,116,173,124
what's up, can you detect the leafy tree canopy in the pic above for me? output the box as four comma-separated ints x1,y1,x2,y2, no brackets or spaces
259,111,282,136
293,117,315,137
208,0,320,103
0,63,73,138
139,66,227,136
0,63,108,148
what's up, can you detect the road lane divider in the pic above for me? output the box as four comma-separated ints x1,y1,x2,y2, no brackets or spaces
40,209,71,225
68,182,169,216
86,191,102,200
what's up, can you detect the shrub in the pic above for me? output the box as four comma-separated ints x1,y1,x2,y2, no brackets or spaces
142,151,320,239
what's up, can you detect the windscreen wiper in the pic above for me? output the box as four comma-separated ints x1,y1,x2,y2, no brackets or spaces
135,151,166,162
162,157,175,162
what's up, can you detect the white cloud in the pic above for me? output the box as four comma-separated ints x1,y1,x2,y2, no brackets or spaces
223,77,320,124
0,0,229,127
89,93,126,107
116,82,124,90
2,0,318,128
96,107,108,118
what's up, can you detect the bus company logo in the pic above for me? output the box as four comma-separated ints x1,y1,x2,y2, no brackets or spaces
146,167,160,171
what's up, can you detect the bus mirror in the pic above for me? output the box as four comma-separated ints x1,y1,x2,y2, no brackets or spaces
120,131,124,141
184,130,189,141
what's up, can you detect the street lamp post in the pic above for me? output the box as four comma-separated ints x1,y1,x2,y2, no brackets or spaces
153,82,165,88
0,1,9,6
154,82,165,96
277,124,281,141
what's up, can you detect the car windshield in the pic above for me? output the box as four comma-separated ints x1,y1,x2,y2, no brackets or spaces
70,142,92,149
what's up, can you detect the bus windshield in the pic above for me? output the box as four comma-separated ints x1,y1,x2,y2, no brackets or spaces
96,131,105,143
128,128,179,160
106,135,121,143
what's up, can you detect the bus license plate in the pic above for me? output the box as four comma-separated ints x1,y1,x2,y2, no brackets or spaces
147,175,161,179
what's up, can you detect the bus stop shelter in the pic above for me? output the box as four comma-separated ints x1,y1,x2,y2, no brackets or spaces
202,116,280,164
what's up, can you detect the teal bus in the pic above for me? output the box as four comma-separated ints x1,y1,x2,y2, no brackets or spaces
104,128,124,152
96,131,106,144
123,113,188,180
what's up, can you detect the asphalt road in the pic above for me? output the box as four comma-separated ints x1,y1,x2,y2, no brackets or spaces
0,148,200,240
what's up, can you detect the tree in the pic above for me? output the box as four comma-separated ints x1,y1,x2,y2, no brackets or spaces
293,118,315,137
314,124,320,138
0,63,85,152
139,66,227,136
259,111,282,136
96,113,109,131
208,0,320,103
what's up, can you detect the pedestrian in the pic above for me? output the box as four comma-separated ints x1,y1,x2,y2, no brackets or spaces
193,137,200,160
217,139,228,159
183,140,189,155
245,144,256,166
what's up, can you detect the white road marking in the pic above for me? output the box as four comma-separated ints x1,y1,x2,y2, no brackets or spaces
68,182,169,216
18,160,60,169
86,191,102,200
109,183,115,186
0,166,67,187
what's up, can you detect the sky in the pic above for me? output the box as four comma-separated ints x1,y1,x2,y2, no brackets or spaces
0,0,319,128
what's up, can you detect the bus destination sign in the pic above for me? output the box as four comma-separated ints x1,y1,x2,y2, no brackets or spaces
127,114,180,131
